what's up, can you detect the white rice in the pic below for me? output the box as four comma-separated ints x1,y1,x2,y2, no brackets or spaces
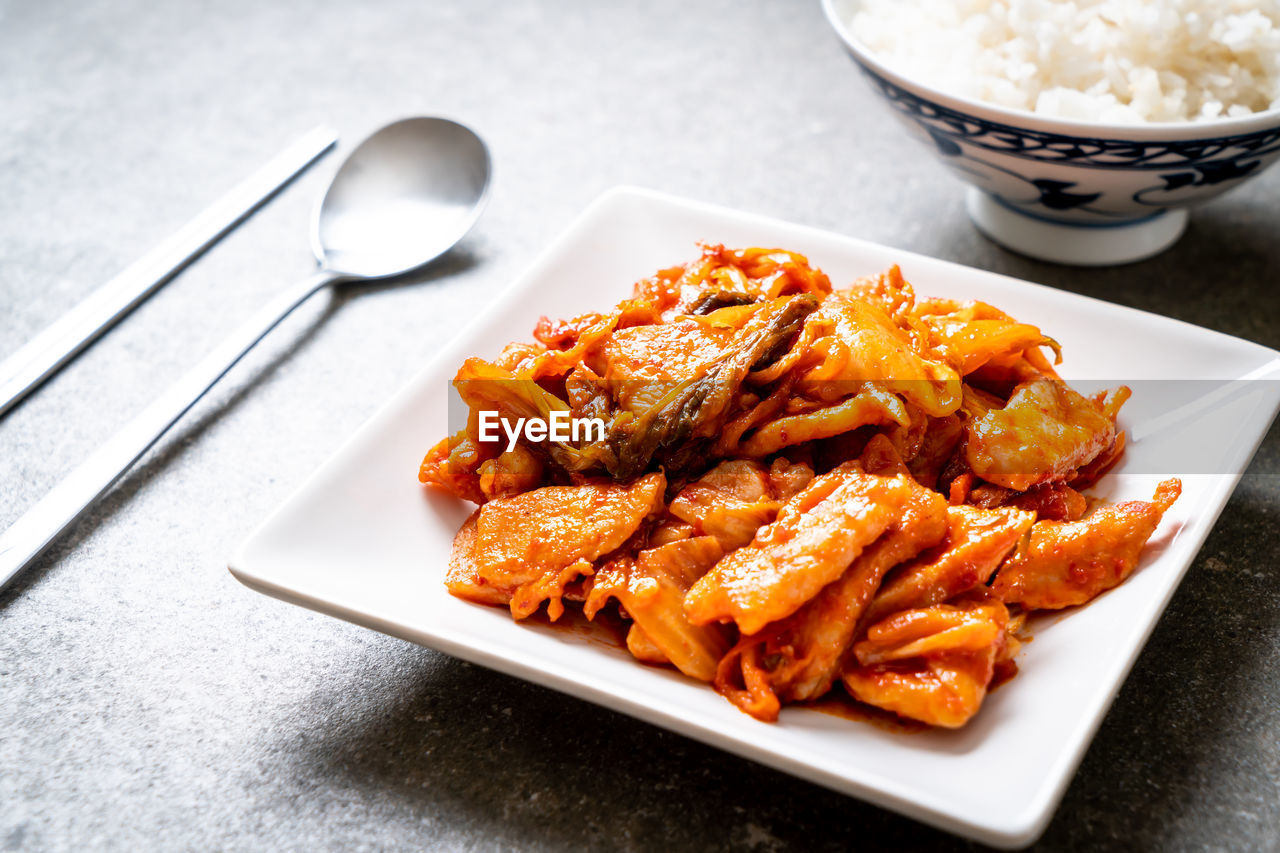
849,0,1280,123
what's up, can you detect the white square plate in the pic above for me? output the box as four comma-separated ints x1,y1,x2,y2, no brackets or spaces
230,187,1280,848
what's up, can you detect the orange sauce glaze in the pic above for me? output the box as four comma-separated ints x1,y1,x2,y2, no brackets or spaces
530,601,1022,730
803,685,930,734
521,603,631,650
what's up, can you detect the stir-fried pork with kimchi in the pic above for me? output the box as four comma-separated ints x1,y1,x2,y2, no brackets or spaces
422,246,1180,728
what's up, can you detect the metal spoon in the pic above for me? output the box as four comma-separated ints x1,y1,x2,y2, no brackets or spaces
0,116,492,590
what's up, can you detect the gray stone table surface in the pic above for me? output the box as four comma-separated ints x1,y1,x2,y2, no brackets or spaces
2,1,1278,850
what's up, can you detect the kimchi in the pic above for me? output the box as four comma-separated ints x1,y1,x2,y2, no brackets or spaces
421,245,1179,729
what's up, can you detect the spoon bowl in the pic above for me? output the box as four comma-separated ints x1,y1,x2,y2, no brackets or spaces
315,117,491,279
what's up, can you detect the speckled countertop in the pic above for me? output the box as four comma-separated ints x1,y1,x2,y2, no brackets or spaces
2,1,1278,850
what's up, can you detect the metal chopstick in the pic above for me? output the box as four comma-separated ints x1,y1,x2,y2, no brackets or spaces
0,125,338,418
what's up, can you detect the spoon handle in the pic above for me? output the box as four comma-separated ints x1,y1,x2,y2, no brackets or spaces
0,269,343,591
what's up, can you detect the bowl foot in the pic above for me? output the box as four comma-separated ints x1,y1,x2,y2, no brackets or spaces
966,189,1188,266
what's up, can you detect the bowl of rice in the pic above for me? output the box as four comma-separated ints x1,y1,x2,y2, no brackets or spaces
821,0,1280,265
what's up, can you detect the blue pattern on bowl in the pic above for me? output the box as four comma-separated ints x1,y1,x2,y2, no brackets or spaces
853,61,1280,225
